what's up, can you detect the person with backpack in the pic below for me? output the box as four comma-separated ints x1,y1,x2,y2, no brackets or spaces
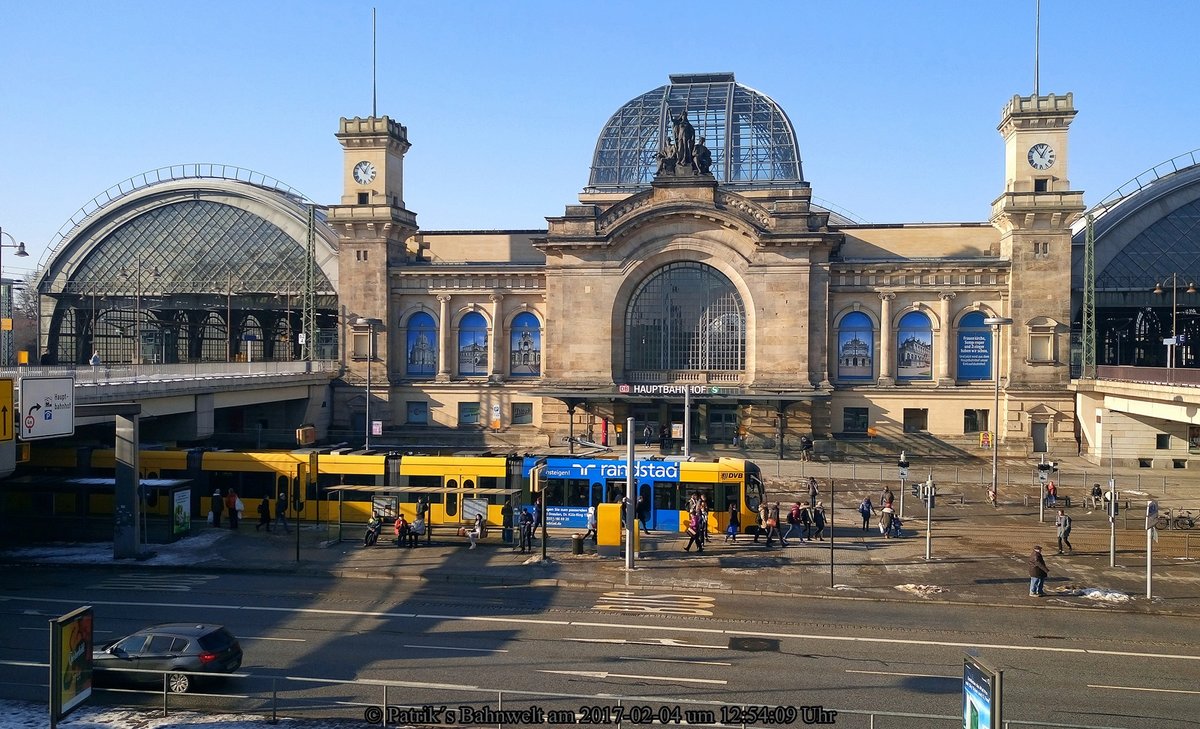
725,503,740,543
858,496,874,532
798,502,813,542
683,509,704,553
784,502,802,543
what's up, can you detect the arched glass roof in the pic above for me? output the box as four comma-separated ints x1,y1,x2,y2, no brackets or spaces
70,199,333,294
587,73,804,193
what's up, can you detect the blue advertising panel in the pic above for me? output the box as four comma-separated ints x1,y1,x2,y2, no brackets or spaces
837,311,874,380
897,311,933,381
963,656,1001,729
405,312,437,377
957,312,992,381
509,312,542,377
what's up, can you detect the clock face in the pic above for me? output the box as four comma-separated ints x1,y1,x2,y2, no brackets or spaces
1027,143,1055,170
352,160,376,185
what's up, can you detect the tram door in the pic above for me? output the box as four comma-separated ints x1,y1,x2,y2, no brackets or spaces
442,473,476,523
651,480,678,530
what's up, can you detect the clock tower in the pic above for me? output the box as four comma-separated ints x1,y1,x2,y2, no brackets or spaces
991,93,1085,438
327,116,418,424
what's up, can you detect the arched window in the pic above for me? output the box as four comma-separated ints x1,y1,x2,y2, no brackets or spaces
509,311,541,377
896,311,933,381
956,311,992,381
837,311,874,380
458,311,489,376
405,311,437,378
624,262,745,372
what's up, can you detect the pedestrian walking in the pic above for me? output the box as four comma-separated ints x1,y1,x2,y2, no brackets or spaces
1028,545,1048,596
684,510,704,552
811,502,827,541
725,503,740,543
637,493,652,533
754,502,768,543
1055,510,1073,554
582,504,597,544
879,504,894,538
765,501,787,547
274,491,290,533
256,498,271,532
210,489,224,529
858,496,874,531
798,502,813,542
784,502,802,542
501,496,514,544
643,423,653,447
880,486,894,510
807,477,819,506
225,488,240,530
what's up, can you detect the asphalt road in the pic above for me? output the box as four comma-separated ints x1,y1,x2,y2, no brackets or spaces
2,567,1199,728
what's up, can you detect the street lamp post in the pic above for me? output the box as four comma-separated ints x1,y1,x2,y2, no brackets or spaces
356,317,383,449
0,227,29,367
983,316,1013,504
1153,274,1196,371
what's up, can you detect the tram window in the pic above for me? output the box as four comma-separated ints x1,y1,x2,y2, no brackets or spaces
568,479,590,507
409,476,443,503
591,483,604,507
745,475,765,511
606,483,624,503
445,479,459,517
653,483,677,511
542,484,563,507
679,483,715,511
716,485,739,513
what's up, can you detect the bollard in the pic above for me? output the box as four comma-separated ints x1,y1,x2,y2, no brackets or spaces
571,534,584,555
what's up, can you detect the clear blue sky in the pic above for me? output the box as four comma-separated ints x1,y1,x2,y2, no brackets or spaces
1,0,1197,275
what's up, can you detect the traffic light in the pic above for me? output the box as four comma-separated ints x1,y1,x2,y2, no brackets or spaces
1037,462,1052,483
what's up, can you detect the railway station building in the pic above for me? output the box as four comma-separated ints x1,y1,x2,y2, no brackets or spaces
32,72,1200,460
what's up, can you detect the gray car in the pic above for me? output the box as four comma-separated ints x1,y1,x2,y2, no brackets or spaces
93,623,242,693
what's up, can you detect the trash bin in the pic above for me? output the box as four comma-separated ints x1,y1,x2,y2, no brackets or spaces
571,534,584,555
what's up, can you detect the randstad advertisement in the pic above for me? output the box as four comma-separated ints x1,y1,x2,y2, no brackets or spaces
527,458,681,528
52,606,93,721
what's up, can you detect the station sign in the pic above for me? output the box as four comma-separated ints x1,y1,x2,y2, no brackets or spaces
617,384,724,396
19,376,75,441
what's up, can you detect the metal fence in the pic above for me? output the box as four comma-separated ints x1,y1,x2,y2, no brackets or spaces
91,666,1138,729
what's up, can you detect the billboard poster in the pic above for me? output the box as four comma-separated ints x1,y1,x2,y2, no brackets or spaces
963,655,1002,729
172,488,192,536
50,606,93,726
957,330,992,380
837,312,874,380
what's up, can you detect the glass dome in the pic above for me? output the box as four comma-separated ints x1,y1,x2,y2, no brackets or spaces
587,73,804,193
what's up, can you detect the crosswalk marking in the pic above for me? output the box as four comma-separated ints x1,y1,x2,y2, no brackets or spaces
88,573,219,592
592,592,715,616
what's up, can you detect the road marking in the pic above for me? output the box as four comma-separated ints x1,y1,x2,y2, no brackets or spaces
593,592,715,616
5,594,1200,664
240,636,306,642
846,669,958,679
402,644,508,653
88,573,219,592
1088,684,1200,695
539,669,726,685
618,656,731,666
567,637,728,650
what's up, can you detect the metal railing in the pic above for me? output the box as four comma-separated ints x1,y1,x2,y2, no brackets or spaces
93,666,1138,729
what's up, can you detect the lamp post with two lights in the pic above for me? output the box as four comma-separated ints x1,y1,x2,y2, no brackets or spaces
1153,274,1196,372
356,317,384,449
0,227,29,367
983,316,1013,503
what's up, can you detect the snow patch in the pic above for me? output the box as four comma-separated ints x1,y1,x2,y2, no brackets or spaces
1059,586,1132,603
894,583,946,597
0,530,228,566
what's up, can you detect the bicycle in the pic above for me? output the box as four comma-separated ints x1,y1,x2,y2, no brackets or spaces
1174,509,1197,530
1155,509,1173,530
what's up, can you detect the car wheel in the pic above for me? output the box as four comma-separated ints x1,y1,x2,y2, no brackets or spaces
168,672,190,693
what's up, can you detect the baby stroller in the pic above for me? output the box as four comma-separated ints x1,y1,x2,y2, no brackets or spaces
889,515,904,538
